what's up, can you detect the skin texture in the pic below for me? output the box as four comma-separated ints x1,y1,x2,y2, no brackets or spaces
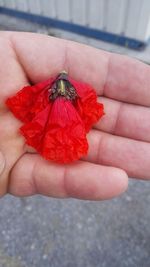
0,31,150,200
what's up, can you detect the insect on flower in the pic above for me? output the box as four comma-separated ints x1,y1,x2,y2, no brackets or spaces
6,71,104,163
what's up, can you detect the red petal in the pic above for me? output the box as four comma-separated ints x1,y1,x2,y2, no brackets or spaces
69,78,104,132
6,78,54,123
21,97,88,163
6,74,104,163
20,105,51,150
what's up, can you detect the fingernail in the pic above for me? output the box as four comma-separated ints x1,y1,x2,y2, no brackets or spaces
0,151,5,175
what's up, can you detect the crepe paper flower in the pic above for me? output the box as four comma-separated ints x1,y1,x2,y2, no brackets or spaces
6,71,104,163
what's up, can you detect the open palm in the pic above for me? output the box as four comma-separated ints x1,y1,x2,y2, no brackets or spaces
0,31,150,200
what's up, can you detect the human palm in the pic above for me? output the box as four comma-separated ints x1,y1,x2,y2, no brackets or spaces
0,31,150,199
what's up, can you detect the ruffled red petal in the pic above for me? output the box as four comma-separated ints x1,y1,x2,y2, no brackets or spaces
69,78,104,132
20,105,51,150
6,73,104,163
21,97,88,163
6,78,54,123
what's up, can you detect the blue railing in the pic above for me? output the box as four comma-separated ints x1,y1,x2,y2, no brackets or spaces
0,0,149,51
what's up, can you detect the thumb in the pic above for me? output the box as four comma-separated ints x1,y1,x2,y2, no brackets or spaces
0,151,5,175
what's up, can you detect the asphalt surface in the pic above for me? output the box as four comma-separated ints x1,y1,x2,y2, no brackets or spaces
0,15,150,267
0,180,150,267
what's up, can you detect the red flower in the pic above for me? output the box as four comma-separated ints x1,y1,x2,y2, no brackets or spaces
6,71,104,163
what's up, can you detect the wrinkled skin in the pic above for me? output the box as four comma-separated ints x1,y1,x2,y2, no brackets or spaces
0,31,150,200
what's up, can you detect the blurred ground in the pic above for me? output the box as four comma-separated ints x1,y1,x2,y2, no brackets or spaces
0,15,150,267
0,180,150,267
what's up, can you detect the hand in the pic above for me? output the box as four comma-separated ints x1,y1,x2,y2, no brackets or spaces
0,31,150,200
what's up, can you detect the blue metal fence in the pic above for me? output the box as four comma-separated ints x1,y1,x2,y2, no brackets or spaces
0,0,150,50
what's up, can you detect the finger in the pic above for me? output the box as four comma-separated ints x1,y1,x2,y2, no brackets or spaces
3,31,150,106
8,154,128,200
0,33,28,110
0,112,25,196
86,130,150,180
0,151,5,175
104,53,150,106
96,97,150,142
0,150,7,196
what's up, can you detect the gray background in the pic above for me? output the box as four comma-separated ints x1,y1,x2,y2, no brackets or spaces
0,179,150,267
